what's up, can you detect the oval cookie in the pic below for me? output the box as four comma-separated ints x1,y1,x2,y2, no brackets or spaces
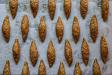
74,63,82,75
81,38,89,66
48,0,56,20
38,17,46,42
21,15,29,42
2,16,10,43
100,36,108,64
64,0,71,19
65,40,73,66
72,16,80,43
90,15,98,43
80,0,88,19
57,62,66,75
93,59,101,75
30,0,38,18
102,0,109,22
47,41,56,67
38,60,46,75
30,41,39,66
3,60,11,75
22,61,30,75
12,38,20,64
56,17,64,43
9,0,18,19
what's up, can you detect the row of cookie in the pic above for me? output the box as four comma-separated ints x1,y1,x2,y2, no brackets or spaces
2,15,99,43
11,35,108,68
3,58,101,75
9,0,109,21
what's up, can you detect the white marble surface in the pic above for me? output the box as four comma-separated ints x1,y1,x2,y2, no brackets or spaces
0,0,112,75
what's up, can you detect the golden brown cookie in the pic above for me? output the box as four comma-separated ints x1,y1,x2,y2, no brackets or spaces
21,15,29,42
74,63,82,75
3,60,11,75
81,38,89,66
58,62,66,75
72,16,80,43
9,0,18,19
38,17,46,42
93,59,101,75
64,0,71,19
64,40,73,66
30,0,38,18
90,15,98,43
22,61,30,75
102,0,109,22
30,41,39,66
12,38,20,64
2,16,10,43
48,0,56,20
38,60,46,75
100,36,108,64
56,17,64,43
47,41,56,67
80,0,88,19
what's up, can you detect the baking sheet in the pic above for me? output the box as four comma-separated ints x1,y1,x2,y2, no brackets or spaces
0,0,112,75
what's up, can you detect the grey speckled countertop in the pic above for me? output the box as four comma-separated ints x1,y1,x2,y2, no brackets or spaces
0,0,112,75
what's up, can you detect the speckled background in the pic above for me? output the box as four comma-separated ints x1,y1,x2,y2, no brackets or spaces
0,0,112,75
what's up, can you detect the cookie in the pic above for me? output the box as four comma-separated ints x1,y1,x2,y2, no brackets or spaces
30,41,39,66
64,0,71,19
22,61,30,75
38,60,46,75
93,59,101,75
9,0,18,19
90,15,98,43
48,0,56,20
72,16,80,43
30,0,38,18
102,0,109,21
12,38,20,64
65,40,73,66
56,17,64,43
21,15,29,42
58,62,66,75
47,41,56,67
38,17,46,42
2,16,10,43
81,38,89,66
80,0,88,19
3,60,11,75
100,36,108,64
